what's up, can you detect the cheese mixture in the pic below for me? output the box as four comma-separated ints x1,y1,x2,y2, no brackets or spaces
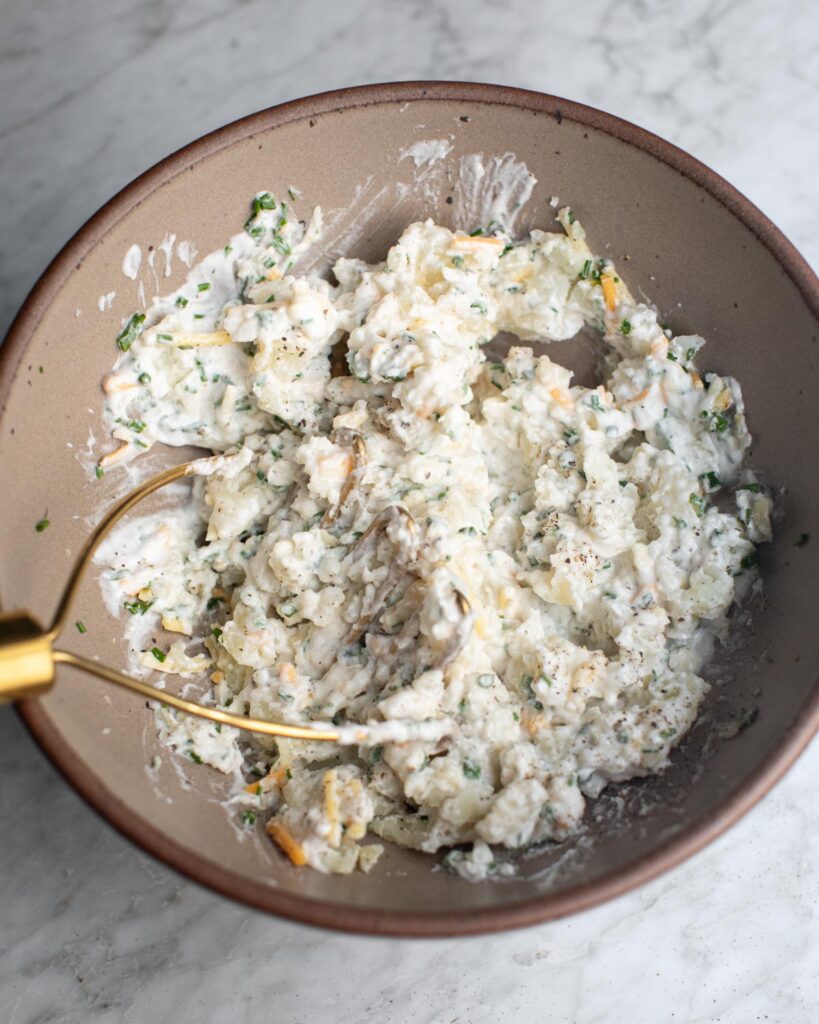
98,192,771,878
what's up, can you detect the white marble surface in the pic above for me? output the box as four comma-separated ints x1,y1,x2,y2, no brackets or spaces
1,1,818,1021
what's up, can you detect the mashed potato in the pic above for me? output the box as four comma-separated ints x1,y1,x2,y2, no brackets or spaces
99,194,770,877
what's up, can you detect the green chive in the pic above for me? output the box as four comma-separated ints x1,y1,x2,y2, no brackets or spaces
689,493,705,517
116,313,146,352
703,471,721,490
712,413,730,432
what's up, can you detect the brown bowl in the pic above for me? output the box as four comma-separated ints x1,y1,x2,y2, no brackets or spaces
1,82,817,936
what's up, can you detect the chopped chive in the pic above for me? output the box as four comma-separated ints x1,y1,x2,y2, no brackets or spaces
151,647,166,663
703,471,721,490
252,192,276,213
95,466,105,479
712,412,730,432
175,296,188,308
115,313,146,352
197,282,211,293
75,621,87,634
35,517,50,532
795,532,810,547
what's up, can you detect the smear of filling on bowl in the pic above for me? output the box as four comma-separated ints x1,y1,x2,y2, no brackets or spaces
96,191,771,879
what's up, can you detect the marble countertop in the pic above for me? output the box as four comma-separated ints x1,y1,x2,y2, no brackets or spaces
1,1,817,1021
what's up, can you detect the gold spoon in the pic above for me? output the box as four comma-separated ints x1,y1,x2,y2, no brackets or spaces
0,461,342,741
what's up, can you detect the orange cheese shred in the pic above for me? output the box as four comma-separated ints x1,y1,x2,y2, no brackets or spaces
601,275,617,311
266,820,307,866
549,386,573,410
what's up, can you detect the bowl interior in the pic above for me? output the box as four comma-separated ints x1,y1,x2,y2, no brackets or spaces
1,85,817,934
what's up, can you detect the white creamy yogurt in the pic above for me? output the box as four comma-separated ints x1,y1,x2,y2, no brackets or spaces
97,191,771,878
121,243,142,280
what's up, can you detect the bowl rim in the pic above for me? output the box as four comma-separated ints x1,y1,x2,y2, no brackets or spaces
4,80,819,937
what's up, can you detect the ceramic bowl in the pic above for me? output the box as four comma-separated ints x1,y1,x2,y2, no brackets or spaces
2,82,817,936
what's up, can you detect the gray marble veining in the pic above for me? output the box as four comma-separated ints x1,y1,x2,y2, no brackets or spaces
1,1,818,1022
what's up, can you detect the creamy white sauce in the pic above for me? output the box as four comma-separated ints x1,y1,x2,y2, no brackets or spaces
453,152,537,235
399,138,454,167
121,243,142,280
158,232,176,277
96,184,771,880
176,240,198,267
